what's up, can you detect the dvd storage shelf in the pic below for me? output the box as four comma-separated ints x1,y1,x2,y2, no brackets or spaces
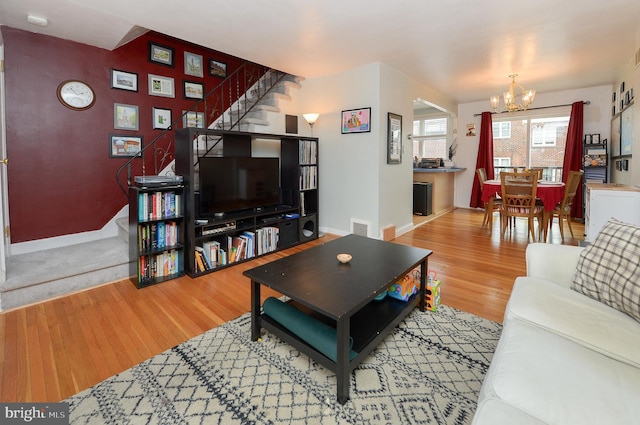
129,184,185,288
175,129,319,278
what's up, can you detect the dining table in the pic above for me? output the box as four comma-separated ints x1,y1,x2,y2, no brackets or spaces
481,179,565,241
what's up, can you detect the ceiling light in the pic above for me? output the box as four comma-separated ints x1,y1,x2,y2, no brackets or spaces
27,14,49,27
490,74,536,113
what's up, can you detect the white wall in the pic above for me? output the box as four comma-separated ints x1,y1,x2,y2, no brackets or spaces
454,85,614,209
260,62,455,238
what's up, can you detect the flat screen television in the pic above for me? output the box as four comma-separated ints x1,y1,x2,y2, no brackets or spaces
198,157,280,216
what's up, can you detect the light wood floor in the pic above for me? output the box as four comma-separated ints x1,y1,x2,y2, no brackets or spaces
0,208,584,403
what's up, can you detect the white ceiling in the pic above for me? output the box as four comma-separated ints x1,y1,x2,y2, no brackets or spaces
2,0,640,105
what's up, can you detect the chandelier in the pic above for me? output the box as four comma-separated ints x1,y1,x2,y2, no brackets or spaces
490,74,536,112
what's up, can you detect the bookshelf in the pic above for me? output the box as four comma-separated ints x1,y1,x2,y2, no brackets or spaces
128,184,185,288
175,129,319,277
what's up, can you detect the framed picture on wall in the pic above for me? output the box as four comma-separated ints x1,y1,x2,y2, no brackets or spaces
182,110,205,128
209,59,227,78
148,74,175,98
148,42,174,67
184,52,204,77
183,80,204,99
152,107,172,130
110,135,142,157
611,114,621,157
341,107,371,134
110,69,138,92
621,105,633,156
114,103,139,130
387,112,402,164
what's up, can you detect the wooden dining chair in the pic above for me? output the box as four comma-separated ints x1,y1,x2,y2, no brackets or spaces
527,167,544,180
547,170,584,240
477,168,501,231
499,171,544,241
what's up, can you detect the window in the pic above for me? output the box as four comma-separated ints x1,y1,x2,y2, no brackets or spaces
530,117,568,147
413,116,448,160
492,122,511,139
493,113,569,181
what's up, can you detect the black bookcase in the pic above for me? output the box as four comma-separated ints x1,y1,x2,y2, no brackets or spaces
175,128,319,277
128,184,185,288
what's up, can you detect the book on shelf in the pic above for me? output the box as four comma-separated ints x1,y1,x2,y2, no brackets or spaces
256,226,279,255
195,246,213,269
137,190,181,221
140,249,180,280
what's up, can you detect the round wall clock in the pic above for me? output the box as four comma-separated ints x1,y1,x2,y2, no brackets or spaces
56,80,96,110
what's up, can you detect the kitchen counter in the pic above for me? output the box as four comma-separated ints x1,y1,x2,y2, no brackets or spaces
413,168,465,215
413,167,466,173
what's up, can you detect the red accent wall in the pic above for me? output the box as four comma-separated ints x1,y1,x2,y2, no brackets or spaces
2,27,248,243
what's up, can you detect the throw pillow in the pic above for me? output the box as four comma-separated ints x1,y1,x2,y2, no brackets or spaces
571,218,640,322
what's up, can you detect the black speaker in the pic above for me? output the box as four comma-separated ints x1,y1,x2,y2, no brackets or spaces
278,219,299,248
299,214,318,242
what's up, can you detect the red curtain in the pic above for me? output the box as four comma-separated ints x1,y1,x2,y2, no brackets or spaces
562,101,584,218
470,112,495,208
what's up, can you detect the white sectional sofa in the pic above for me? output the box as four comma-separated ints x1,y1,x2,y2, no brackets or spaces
473,239,640,424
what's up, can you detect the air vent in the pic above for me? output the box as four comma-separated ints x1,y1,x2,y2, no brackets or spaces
350,219,370,237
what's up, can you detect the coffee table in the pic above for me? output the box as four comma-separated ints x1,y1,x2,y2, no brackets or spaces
244,234,432,404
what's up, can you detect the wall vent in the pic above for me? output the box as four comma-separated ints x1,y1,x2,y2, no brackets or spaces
350,218,370,237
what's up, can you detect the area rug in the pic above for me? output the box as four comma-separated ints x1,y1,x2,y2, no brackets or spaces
65,305,502,424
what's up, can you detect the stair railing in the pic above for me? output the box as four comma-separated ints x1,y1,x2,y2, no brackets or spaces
115,62,288,196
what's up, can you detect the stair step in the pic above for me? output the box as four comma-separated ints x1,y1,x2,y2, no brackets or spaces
0,237,131,311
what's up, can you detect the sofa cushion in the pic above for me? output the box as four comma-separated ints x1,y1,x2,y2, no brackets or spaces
477,320,640,425
507,277,640,368
571,218,640,322
473,398,547,425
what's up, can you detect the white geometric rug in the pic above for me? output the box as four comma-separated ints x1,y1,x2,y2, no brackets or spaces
66,305,501,424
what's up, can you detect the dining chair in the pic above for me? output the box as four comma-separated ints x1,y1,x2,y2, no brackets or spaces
499,171,544,241
547,170,584,240
527,167,544,180
477,168,501,231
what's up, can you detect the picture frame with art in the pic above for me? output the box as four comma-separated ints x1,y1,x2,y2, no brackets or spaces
152,107,172,130
387,112,402,164
209,59,227,78
341,107,371,134
182,110,205,128
184,52,204,77
110,135,142,157
110,69,138,92
148,74,175,98
114,103,139,131
183,80,204,99
148,42,174,67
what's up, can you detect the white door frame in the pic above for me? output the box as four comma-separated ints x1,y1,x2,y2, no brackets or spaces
0,42,9,282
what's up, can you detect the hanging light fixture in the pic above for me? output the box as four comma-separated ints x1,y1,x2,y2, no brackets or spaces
490,74,536,112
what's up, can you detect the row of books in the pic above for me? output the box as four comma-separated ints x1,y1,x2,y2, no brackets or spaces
138,221,179,251
138,191,181,221
299,140,317,165
195,231,258,272
256,226,279,255
299,165,318,190
138,250,181,282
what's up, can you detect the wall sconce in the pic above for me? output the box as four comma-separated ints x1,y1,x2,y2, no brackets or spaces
303,113,320,136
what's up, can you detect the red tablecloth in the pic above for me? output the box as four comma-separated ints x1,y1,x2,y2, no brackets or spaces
481,180,565,212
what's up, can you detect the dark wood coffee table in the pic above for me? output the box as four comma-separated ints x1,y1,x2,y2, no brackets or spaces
244,234,432,404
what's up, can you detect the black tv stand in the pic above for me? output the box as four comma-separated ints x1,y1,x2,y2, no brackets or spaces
175,129,319,277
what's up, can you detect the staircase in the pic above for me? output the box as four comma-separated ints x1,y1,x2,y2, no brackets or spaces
0,67,302,312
